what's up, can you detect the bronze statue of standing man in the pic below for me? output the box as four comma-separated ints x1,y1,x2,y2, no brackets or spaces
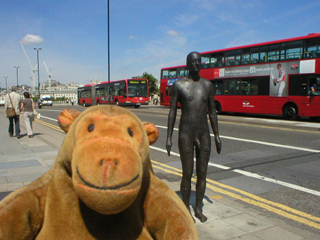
166,51,221,222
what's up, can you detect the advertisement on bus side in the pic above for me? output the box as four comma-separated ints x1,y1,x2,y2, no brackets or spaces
213,60,315,97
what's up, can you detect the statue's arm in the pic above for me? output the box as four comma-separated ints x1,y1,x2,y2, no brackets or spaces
166,84,179,156
208,86,221,154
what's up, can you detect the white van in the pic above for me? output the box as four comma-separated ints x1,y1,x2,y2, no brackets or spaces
41,95,53,107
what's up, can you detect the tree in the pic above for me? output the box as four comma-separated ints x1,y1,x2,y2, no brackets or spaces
133,72,159,96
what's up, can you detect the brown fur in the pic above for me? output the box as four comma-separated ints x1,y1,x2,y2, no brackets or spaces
0,105,198,239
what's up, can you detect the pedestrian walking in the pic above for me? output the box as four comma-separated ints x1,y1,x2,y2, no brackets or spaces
153,93,159,105
5,86,22,138
20,92,35,138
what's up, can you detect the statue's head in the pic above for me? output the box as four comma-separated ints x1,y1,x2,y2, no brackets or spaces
186,51,201,73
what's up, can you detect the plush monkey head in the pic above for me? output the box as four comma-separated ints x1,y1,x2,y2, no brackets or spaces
58,105,159,215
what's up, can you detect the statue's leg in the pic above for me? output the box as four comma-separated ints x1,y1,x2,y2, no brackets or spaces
178,133,194,212
194,136,211,223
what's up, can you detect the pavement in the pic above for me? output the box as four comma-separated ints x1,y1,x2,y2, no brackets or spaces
0,108,319,240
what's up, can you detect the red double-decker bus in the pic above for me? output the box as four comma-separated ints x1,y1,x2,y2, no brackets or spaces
160,33,320,120
77,79,149,108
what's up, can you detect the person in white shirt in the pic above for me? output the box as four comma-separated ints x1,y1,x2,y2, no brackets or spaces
5,86,22,138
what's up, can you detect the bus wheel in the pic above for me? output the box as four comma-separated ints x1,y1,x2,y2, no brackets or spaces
96,100,100,105
283,104,299,120
82,101,86,107
215,102,222,114
134,105,140,108
115,100,119,106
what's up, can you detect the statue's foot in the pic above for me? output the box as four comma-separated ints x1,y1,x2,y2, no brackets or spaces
195,210,207,223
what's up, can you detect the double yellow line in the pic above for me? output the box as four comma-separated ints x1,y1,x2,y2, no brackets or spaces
34,118,320,230
34,119,64,132
151,160,320,230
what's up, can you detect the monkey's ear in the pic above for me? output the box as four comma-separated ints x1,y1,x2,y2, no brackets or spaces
58,109,81,133
143,122,159,145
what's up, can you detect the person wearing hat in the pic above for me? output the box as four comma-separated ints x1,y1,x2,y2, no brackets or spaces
5,86,22,138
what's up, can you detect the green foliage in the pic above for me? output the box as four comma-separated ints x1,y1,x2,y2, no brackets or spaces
55,96,66,101
133,72,159,96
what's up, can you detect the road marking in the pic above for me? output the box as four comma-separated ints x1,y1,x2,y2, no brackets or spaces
155,125,320,153
219,135,320,153
39,115,58,122
151,145,320,197
244,118,320,129
152,160,320,229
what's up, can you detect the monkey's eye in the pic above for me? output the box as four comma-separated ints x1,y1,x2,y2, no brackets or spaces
88,124,95,132
128,128,133,137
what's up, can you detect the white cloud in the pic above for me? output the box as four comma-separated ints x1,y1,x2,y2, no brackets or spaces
20,34,44,45
167,30,179,36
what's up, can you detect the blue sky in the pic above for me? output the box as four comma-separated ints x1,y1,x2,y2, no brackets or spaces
1,0,320,88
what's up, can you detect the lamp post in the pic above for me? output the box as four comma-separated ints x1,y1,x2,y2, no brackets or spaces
107,0,111,104
14,66,20,89
34,48,42,97
4,76,8,92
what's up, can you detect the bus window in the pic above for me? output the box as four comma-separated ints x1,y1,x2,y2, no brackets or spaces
304,38,320,58
250,47,260,64
96,87,106,97
114,84,120,96
241,47,259,64
260,46,267,62
225,50,241,66
249,79,258,95
169,69,177,78
202,54,218,68
309,77,320,95
201,56,210,68
162,70,169,79
267,44,280,62
215,53,224,67
259,44,279,62
119,82,126,97
177,67,188,77
128,80,148,97
83,89,91,98
241,54,250,64
213,80,223,95
224,79,235,95
281,41,303,60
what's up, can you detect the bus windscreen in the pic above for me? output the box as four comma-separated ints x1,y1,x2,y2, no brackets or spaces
128,80,148,97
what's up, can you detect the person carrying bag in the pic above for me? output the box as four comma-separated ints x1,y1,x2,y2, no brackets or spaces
5,86,22,138
6,94,16,118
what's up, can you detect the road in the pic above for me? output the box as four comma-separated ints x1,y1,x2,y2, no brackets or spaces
36,104,320,236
